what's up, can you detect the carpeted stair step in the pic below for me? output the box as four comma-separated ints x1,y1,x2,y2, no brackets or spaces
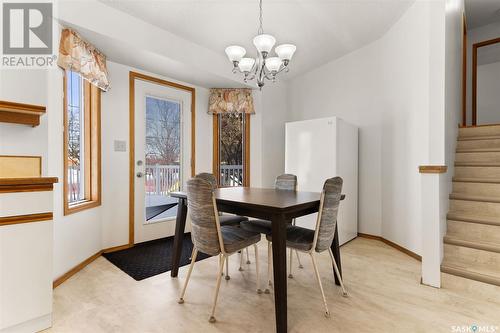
444,236,500,254
447,219,500,244
449,193,500,203
450,198,500,217
447,212,500,226
441,263,500,287
459,125,500,138
452,181,500,197
455,151,500,164
457,136,500,150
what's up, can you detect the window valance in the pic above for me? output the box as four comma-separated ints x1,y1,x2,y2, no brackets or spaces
57,28,110,91
208,88,254,114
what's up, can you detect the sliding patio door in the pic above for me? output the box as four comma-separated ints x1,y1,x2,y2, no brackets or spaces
134,79,192,244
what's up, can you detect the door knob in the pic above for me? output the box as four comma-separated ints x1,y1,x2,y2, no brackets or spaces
136,172,144,178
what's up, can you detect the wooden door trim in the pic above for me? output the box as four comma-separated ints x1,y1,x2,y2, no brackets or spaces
129,71,196,245
472,37,500,126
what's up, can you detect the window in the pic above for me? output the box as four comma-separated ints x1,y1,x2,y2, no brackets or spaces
213,113,250,187
63,70,101,215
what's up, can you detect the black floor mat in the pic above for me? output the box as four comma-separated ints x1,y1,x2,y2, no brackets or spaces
103,233,210,281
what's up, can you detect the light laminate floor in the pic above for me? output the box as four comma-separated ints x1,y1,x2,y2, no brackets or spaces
45,238,500,333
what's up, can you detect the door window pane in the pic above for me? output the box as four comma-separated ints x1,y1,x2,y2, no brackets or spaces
145,96,181,223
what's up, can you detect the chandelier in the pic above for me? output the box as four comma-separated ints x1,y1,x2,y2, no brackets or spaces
224,0,296,89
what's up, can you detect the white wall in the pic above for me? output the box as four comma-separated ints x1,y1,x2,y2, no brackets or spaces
466,21,500,125
260,83,288,187
477,61,500,124
286,1,447,254
444,0,465,195
0,70,48,173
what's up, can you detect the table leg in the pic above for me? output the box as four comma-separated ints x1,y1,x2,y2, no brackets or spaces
331,223,342,286
171,198,187,278
271,214,288,333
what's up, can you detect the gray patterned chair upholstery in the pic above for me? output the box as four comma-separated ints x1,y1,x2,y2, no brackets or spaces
265,177,342,253
240,173,302,290
240,173,297,235
195,172,249,226
265,177,347,317
179,177,262,323
195,172,251,279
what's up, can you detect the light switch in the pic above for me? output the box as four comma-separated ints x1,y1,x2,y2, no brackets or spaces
114,140,127,152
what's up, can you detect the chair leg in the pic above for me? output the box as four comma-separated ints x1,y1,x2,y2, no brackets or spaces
296,250,304,269
254,244,262,294
290,219,303,269
209,254,226,323
288,248,294,278
246,247,251,264
178,247,198,304
310,253,330,318
225,256,230,280
265,241,272,294
239,249,245,271
328,248,348,297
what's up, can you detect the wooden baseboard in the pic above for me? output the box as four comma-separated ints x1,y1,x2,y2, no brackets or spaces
102,244,133,253
357,233,422,261
53,243,132,289
53,251,102,288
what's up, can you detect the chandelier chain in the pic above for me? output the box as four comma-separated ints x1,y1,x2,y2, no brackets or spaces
258,0,263,35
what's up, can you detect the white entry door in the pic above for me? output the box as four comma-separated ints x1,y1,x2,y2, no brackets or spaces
134,79,192,244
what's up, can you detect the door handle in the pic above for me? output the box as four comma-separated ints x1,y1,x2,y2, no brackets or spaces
136,172,144,178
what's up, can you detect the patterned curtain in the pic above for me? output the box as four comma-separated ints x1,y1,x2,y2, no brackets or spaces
57,28,110,91
208,88,255,114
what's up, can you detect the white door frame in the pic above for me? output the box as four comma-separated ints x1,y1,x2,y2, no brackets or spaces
129,71,195,245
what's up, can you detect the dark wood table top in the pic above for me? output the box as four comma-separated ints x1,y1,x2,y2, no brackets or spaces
171,187,344,212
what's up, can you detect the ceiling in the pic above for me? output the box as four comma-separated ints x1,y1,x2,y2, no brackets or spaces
61,22,248,88
465,0,500,29
99,0,413,78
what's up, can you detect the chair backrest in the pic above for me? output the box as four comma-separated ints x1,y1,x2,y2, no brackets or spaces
313,177,343,252
195,172,217,190
275,174,297,191
186,177,221,256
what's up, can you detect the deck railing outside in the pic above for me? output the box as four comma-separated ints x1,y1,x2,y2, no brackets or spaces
220,164,243,187
69,163,244,202
145,164,181,195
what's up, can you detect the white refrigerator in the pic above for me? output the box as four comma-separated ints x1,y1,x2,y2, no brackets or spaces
285,116,358,245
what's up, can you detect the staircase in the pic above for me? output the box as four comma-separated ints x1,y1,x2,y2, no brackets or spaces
441,125,500,286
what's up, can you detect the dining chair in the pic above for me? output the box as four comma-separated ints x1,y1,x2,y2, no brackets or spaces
195,172,250,280
240,173,303,293
265,177,347,317
178,177,262,323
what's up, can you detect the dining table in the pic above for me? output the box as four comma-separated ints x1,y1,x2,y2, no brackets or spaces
170,187,345,333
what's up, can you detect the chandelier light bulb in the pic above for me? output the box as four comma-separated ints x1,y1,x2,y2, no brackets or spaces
238,57,256,72
253,34,276,54
225,45,246,62
265,57,282,72
275,44,296,61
